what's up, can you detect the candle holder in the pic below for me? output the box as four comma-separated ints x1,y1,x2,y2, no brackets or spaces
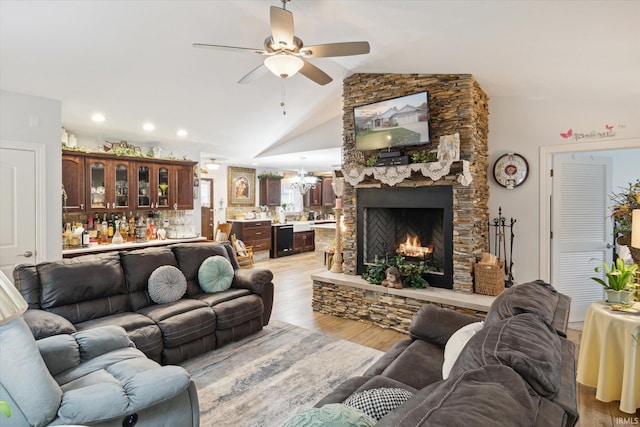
330,207,344,273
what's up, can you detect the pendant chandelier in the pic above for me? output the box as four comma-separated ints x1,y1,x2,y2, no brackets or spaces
290,157,318,195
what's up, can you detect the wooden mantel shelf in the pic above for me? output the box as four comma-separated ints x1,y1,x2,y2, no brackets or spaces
342,160,471,187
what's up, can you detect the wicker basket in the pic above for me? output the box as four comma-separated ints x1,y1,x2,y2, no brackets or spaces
474,258,506,296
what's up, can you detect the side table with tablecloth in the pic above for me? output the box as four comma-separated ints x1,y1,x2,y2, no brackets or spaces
577,301,640,414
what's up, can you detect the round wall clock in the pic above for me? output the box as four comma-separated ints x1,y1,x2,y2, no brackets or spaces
493,153,529,189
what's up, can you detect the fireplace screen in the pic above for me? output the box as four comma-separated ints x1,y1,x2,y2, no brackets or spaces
356,186,453,288
363,208,444,273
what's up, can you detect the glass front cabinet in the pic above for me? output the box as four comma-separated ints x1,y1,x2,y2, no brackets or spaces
135,162,174,210
65,150,195,213
86,158,133,211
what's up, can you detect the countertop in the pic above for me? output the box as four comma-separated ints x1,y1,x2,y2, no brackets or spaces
62,236,207,255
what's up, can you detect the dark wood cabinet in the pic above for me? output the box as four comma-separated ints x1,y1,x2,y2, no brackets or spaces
321,177,336,207
62,154,85,212
173,164,194,210
63,149,196,212
259,178,281,206
85,157,133,211
293,230,315,252
134,162,173,210
231,220,271,252
304,182,322,207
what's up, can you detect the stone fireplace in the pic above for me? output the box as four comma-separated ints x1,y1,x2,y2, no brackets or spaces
311,73,493,332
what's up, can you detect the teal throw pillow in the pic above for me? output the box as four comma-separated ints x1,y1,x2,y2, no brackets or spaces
198,256,234,293
282,404,376,427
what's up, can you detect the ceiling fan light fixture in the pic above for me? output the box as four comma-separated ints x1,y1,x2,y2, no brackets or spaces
264,54,303,78
205,159,221,170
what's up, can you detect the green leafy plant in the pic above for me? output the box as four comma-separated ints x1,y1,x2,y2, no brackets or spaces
411,150,437,164
363,254,430,288
591,258,638,291
363,256,389,285
0,401,11,418
610,179,640,238
364,155,377,168
258,172,284,180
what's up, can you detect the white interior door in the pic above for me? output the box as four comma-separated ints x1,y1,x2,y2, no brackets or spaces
551,154,612,322
0,146,37,281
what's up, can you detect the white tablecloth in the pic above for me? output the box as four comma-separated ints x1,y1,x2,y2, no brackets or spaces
577,301,640,414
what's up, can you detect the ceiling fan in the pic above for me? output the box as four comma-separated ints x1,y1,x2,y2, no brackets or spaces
193,0,370,86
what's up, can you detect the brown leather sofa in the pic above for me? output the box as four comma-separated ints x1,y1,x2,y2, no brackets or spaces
14,242,274,365
315,280,578,426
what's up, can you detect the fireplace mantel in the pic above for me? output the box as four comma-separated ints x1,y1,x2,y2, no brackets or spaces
342,160,472,187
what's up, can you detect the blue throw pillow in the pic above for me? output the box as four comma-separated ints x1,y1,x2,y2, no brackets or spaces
282,404,376,427
198,256,234,293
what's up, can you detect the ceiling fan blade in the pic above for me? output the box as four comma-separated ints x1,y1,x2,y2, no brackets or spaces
238,63,270,84
300,41,370,58
270,6,294,50
299,59,333,86
193,43,266,55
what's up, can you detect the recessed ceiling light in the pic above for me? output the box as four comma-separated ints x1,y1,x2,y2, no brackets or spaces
143,122,155,131
252,162,259,166
91,113,106,122
177,129,188,137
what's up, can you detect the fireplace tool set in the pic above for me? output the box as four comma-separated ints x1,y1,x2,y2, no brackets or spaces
488,207,516,287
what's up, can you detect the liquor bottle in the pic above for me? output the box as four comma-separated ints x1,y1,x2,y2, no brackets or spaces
145,218,152,241
150,220,157,240
128,212,136,238
101,220,109,244
88,214,94,230
108,220,114,238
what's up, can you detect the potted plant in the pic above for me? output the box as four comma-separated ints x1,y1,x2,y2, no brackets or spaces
591,258,638,304
610,179,640,264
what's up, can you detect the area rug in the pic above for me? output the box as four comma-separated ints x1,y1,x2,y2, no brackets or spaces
181,320,384,426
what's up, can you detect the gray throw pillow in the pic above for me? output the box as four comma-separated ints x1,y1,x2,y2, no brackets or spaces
148,266,187,304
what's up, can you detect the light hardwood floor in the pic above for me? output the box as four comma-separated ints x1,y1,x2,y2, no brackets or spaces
258,251,639,427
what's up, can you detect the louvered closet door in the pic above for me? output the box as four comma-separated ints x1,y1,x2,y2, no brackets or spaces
551,154,612,322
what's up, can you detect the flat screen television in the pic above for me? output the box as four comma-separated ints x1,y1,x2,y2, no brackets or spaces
354,91,430,151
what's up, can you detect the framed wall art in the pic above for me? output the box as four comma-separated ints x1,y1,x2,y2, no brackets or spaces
228,166,256,206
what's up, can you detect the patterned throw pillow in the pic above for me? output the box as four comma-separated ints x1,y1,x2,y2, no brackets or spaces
343,387,414,421
198,256,234,293
148,266,187,304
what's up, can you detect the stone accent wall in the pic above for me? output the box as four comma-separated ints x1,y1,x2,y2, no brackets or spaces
312,280,488,334
341,74,490,294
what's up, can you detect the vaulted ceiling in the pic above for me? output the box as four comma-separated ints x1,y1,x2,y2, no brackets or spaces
1,1,638,171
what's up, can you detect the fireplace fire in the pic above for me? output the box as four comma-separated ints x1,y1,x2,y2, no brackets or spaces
397,235,433,260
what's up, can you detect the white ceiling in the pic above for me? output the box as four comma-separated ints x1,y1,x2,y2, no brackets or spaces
1,0,639,172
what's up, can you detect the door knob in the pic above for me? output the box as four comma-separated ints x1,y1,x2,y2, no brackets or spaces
606,243,614,249
19,251,33,257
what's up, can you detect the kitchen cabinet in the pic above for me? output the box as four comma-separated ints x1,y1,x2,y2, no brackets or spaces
135,162,195,210
63,149,196,213
62,154,85,212
293,230,315,252
86,157,133,211
303,182,322,207
173,164,195,210
230,220,271,252
259,178,281,206
134,162,172,210
321,177,336,207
